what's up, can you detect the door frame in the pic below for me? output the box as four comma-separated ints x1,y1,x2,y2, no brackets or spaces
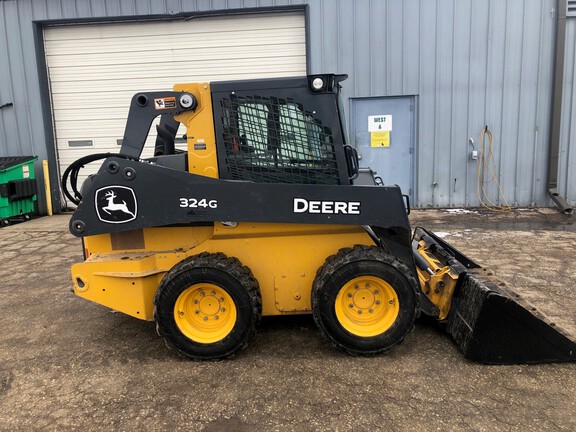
349,95,419,204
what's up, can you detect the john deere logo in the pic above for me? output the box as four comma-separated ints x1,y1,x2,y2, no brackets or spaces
95,186,137,224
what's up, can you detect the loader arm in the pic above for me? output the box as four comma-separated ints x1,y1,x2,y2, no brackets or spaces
69,156,417,279
119,91,196,158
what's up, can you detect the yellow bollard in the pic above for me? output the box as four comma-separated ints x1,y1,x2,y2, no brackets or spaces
42,160,53,216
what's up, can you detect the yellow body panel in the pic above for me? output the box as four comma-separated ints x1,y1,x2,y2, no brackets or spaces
73,223,374,320
173,83,219,178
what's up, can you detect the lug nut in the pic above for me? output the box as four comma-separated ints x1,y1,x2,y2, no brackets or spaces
375,300,381,305
349,303,354,308
193,299,198,304
358,310,362,315
369,309,373,313
347,293,352,298
179,310,184,316
374,290,379,295
214,316,219,320
203,316,208,321
211,290,216,296
195,310,200,314
221,308,226,312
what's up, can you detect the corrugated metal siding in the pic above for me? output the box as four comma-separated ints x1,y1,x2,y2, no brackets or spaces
308,0,560,207
0,0,45,158
1,0,574,208
560,16,576,204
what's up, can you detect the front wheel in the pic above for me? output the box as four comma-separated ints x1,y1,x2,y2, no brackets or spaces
312,245,419,355
154,252,261,360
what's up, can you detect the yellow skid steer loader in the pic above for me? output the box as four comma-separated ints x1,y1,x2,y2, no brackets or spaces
63,75,575,364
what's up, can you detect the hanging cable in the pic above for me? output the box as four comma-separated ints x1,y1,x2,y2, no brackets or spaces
61,153,138,206
476,126,512,212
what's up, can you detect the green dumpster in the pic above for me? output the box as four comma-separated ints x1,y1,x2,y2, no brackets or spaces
0,156,38,225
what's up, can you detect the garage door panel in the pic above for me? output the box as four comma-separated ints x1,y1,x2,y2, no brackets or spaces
45,12,306,191
45,29,305,55
45,44,305,69
44,14,304,41
54,108,131,121
52,91,144,105
48,66,306,94
47,55,306,82
55,124,125,139
45,45,306,67
48,64,306,87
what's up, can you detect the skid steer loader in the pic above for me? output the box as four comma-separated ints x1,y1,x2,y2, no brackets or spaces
63,74,575,364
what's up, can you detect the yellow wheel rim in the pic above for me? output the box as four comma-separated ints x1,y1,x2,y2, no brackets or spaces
334,276,400,337
174,283,237,344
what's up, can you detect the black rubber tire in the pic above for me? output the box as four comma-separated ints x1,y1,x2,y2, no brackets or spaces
312,245,419,355
154,252,261,360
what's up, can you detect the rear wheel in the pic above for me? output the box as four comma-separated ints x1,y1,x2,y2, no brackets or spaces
312,245,419,355
154,252,261,360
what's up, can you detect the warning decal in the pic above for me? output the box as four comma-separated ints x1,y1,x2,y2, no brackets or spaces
371,131,390,148
154,97,177,110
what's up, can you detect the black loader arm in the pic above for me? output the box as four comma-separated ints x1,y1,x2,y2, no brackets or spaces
60,91,197,205
69,157,416,276
71,158,410,232
119,91,197,158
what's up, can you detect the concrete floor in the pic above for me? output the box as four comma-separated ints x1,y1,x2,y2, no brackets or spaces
0,209,574,431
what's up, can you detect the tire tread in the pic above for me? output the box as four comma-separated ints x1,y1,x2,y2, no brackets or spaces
312,245,420,355
154,252,261,360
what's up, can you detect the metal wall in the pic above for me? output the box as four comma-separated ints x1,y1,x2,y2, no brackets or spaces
307,0,564,207
0,0,574,208
560,16,576,206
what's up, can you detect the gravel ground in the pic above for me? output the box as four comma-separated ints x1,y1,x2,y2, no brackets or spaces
0,209,574,431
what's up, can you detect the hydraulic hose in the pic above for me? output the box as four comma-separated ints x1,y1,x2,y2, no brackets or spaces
61,153,137,205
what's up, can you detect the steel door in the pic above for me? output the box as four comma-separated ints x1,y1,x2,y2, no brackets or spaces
350,97,415,200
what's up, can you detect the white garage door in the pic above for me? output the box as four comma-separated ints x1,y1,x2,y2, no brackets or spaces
43,12,306,193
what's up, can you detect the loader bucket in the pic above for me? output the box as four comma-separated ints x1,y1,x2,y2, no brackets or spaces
413,228,576,364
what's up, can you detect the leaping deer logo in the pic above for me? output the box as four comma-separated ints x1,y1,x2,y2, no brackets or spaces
102,190,136,218
95,186,137,224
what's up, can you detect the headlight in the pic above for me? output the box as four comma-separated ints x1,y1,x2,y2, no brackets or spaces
312,77,325,90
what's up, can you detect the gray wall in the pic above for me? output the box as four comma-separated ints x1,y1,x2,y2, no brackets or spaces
307,0,566,207
0,0,574,209
561,15,576,205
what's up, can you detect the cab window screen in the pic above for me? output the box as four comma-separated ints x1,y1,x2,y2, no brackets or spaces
221,95,340,184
